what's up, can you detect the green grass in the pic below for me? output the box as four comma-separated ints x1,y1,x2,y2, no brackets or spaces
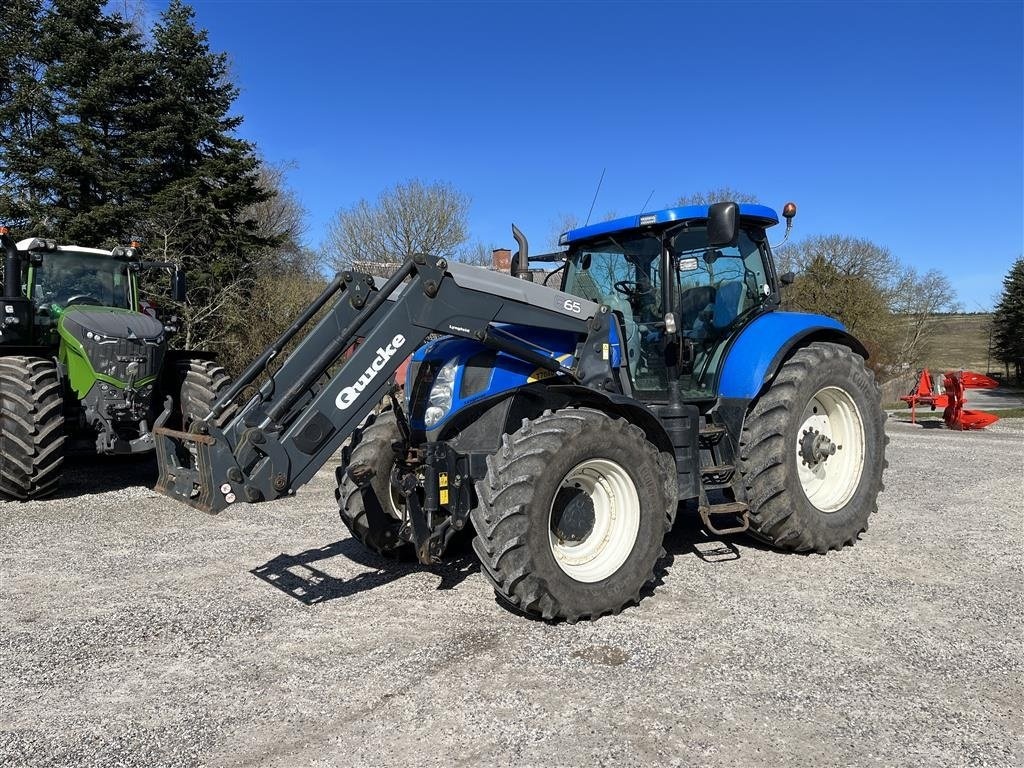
916,313,997,374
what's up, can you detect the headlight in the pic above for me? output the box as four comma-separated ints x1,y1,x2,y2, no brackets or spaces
424,359,458,428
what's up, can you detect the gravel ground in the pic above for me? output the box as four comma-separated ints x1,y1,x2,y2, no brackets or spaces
1,419,1022,768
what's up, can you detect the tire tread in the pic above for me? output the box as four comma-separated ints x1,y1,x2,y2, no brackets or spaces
0,356,66,500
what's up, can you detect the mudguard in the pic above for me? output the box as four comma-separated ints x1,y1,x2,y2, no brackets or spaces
717,312,868,400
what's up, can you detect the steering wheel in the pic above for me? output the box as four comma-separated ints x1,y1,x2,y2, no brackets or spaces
64,294,103,307
613,280,653,297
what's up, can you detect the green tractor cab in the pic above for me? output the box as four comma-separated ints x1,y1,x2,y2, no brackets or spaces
0,231,227,499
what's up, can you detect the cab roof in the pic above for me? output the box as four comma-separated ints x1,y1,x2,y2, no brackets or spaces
559,203,780,246
16,238,112,256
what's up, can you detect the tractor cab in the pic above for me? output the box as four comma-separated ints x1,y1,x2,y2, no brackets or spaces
558,203,790,399
20,241,135,312
7,238,188,340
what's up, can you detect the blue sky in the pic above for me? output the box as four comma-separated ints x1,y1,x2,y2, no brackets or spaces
152,0,1021,309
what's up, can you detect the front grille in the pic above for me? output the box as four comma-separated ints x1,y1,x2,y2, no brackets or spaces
61,308,166,384
83,336,164,383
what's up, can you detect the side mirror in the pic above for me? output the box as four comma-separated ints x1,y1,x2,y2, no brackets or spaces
171,269,187,302
780,271,796,285
707,201,738,247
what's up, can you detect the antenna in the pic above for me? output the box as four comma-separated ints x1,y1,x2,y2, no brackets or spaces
584,168,606,226
640,189,655,213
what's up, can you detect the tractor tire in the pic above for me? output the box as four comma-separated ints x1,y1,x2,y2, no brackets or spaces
178,360,231,431
336,410,412,558
0,356,66,500
737,342,887,553
470,408,677,622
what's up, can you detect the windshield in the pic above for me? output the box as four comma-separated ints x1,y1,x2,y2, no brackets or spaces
563,233,661,314
29,251,130,309
562,233,665,391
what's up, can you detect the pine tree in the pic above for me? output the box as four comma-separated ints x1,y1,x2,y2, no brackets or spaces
992,257,1024,382
0,0,52,232
3,0,155,243
143,0,272,283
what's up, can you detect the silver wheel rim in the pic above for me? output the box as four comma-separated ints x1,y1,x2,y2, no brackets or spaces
548,458,640,583
796,386,866,513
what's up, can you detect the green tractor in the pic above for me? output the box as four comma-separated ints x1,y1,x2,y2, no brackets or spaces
0,228,230,500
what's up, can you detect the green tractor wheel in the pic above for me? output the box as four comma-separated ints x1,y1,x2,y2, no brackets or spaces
0,356,66,500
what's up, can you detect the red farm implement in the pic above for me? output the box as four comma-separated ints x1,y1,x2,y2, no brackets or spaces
900,368,1000,430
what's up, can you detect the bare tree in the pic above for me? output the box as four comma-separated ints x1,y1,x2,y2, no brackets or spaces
138,164,325,371
547,212,582,250
244,161,318,276
890,268,960,367
544,211,619,251
326,179,470,276
778,234,903,292
780,234,959,373
246,162,306,249
457,242,498,268
674,187,760,207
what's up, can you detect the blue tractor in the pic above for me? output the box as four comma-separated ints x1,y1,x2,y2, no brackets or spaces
155,201,886,622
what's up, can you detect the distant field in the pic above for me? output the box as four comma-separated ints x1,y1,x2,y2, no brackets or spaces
879,313,998,403
918,313,995,374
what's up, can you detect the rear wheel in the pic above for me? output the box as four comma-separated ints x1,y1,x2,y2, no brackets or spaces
336,410,412,558
738,342,886,552
470,408,677,622
0,356,66,500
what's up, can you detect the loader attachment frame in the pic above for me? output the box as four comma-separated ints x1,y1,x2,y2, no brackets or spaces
154,254,615,513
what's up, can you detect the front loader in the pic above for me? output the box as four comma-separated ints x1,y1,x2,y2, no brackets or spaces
154,201,886,621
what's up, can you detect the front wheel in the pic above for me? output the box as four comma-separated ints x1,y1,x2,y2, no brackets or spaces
336,410,412,558
470,408,677,622
0,356,66,500
738,342,887,553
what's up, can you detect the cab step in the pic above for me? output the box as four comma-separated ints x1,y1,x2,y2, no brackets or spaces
698,500,750,536
700,463,735,487
698,423,727,446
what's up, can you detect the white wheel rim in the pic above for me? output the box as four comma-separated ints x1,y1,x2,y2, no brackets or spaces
388,483,404,517
548,458,640,583
796,386,866,513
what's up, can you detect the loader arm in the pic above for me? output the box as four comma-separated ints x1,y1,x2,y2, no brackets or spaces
154,254,617,513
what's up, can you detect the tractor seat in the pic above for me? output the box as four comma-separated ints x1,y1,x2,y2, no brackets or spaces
679,285,715,331
712,281,745,329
